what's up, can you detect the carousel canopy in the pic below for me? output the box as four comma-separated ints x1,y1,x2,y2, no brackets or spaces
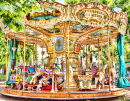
0,1,128,53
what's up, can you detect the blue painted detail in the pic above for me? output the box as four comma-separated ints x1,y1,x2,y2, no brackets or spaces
45,8,55,11
86,79,91,86
86,27,91,30
73,25,84,30
7,81,18,85
45,28,60,33
91,30,113,36
91,32,100,36
78,79,85,85
29,67,35,74
55,37,63,51
73,25,91,31
31,15,59,20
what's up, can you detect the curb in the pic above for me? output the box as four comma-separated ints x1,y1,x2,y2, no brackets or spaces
0,78,5,81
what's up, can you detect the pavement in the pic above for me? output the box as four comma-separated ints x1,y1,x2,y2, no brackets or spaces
0,81,129,101
124,87,130,98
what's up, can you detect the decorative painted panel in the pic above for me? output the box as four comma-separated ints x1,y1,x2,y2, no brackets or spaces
75,38,84,52
73,25,92,33
44,38,52,53
66,37,77,51
55,37,63,51
91,30,113,36
29,8,61,21
77,8,109,23
45,28,60,33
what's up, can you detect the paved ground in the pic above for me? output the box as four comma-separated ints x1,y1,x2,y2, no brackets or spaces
0,81,129,101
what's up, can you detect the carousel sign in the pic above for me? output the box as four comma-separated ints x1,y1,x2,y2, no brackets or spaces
77,8,109,23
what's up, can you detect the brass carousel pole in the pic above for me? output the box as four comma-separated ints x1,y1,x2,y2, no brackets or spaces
98,39,100,89
98,39,100,71
100,34,104,89
42,47,43,65
100,35,103,71
86,44,88,69
35,39,37,65
54,25,58,92
33,44,35,66
112,36,114,67
13,37,15,58
107,25,111,91
89,44,90,70
112,35,114,88
23,32,26,90
6,34,8,87
51,25,55,93
67,21,70,92
67,4,70,92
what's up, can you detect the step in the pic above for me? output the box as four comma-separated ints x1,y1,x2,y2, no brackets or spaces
0,83,5,85
0,78,6,81
0,81,5,83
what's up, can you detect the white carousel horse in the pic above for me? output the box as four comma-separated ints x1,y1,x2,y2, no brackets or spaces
37,80,42,91
96,71,105,89
30,70,49,84
37,76,50,91
111,66,116,88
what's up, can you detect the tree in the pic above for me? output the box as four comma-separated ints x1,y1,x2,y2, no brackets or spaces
65,0,93,4
0,27,35,69
0,0,55,32
0,0,57,67
16,45,34,64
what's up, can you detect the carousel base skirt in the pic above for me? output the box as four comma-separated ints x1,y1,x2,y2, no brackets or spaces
1,88,126,100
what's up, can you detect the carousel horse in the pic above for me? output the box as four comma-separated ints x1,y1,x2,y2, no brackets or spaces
30,69,49,84
96,71,105,89
37,80,43,91
111,66,116,88
44,56,53,69
37,75,50,91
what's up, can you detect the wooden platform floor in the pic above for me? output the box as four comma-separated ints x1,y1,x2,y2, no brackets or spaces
1,86,126,100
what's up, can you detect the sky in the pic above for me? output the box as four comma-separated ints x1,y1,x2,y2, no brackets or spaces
55,0,65,4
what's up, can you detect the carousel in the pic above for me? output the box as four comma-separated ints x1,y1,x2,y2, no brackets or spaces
0,1,129,100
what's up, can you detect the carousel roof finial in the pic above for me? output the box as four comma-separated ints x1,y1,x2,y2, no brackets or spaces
94,0,98,8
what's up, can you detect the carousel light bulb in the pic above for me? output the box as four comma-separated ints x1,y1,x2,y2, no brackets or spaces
111,39,115,42
12,47,16,51
41,51,45,55
18,48,21,51
51,37,57,43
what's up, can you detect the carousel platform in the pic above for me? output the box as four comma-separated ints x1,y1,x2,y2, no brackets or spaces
0,87,127,100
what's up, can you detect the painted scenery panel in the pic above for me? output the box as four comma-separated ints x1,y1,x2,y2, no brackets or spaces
66,37,77,51
28,8,61,21
75,38,84,52
55,37,63,51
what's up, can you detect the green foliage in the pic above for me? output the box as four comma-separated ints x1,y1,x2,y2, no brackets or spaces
0,0,55,32
0,28,35,68
127,67,130,72
117,96,130,101
16,45,34,63
0,75,6,78
65,0,92,4
124,34,130,62
0,29,7,67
